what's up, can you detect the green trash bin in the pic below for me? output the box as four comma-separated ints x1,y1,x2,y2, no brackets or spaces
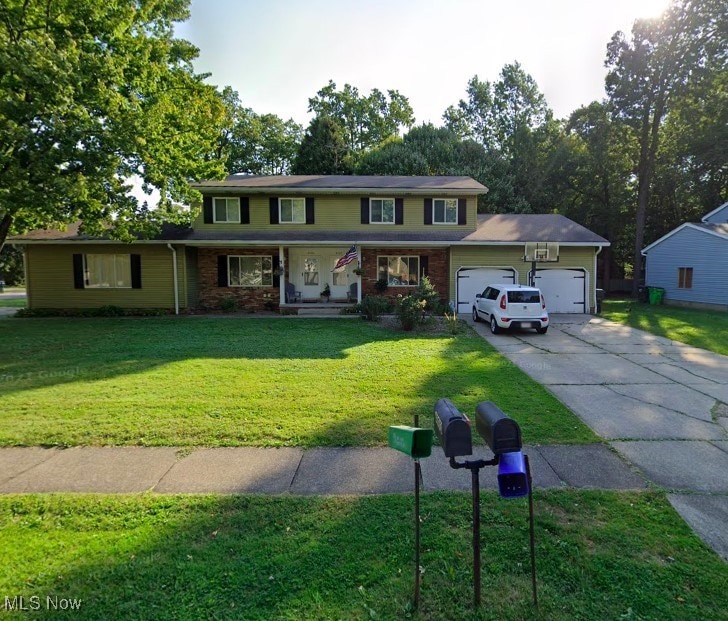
648,287,665,305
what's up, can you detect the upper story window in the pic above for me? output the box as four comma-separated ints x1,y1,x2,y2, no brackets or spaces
85,254,131,288
433,198,458,224
213,197,240,223
370,198,395,224
280,198,305,224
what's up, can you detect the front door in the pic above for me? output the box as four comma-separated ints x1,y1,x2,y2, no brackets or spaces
301,256,321,299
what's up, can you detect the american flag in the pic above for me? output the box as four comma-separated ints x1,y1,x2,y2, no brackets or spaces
332,246,357,271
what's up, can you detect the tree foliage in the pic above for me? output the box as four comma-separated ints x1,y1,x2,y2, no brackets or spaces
217,87,302,175
0,0,228,248
292,116,351,175
307,81,415,156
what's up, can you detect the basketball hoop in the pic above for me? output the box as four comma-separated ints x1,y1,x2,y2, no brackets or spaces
524,243,559,286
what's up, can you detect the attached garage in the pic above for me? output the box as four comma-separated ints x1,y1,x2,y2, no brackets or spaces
456,267,517,313
533,268,587,313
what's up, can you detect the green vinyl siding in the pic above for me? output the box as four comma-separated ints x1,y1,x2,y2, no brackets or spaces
448,245,597,303
26,245,182,310
193,196,478,233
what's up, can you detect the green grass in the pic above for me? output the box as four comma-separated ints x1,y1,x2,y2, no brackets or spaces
0,298,25,308
602,299,728,356
0,317,595,447
1,492,725,620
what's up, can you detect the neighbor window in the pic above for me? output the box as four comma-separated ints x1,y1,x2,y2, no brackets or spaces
678,267,693,289
213,197,240,223
377,256,420,286
85,254,131,288
279,198,305,223
433,198,458,224
228,256,273,287
370,198,395,224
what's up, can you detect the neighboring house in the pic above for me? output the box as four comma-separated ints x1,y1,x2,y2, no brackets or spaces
10,175,610,314
642,202,728,311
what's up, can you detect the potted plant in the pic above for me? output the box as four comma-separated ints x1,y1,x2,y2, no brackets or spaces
352,266,363,276
320,283,331,302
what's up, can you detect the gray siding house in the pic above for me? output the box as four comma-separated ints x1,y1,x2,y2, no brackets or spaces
642,202,728,311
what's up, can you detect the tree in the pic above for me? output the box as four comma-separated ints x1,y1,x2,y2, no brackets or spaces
292,116,352,174
307,81,415,156
0,0,228,249
605,0,726,294
217,87,302,175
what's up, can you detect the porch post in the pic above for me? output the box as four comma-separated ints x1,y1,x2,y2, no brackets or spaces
357,245,362,303
279,245,285,305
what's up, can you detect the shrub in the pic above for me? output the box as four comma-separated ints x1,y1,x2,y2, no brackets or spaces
443,312,464,334
357,295,391,321
220,296,238,313
96,305,124,317
396,294,427,331
374,278,388,294
413,275,441,311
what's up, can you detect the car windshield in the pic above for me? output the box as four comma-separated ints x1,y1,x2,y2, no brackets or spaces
507,290,540,304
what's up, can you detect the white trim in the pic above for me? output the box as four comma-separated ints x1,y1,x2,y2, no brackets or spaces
279,197,306,224
227,255,274,287
642,222,728,254
377,254,420,286
369,197,396,224
701,201,728,223
432,198,458,225
531,266,588,314
212,197,240,224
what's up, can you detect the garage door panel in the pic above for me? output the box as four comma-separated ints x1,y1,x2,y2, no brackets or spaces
456,267,516,313
534,268,586,313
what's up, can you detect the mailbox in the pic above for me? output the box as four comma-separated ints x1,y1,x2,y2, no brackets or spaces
434,398,472,458
497,451,529,498
475,401,522,455
388,426,433,459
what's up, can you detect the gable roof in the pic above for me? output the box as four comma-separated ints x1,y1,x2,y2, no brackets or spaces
192,174,487,194
701,201,728,224
462,214,610,245
642,222,728,254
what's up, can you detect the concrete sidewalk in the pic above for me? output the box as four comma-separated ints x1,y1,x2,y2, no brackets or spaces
0,444,645,495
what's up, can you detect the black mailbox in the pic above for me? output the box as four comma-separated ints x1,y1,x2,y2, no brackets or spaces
434,398,473,458
475,401,522,455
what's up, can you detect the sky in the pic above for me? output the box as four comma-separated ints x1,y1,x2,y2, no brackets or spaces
175,0,671,127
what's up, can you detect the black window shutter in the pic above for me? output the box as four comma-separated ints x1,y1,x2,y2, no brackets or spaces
269,197,279,224
130,254,142,289
360,198,369,224
72,254,85,289
305,197,315,224
272,256,280,288
203,196,213,224
458,198,467,225
424,198,433,225
420,255,429,278
240,197,250,224
395,198,404,225
217,255,228,287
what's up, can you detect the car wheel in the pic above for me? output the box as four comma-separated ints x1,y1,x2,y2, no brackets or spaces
472,307,480,322
490,316,500,334
536,326,548,335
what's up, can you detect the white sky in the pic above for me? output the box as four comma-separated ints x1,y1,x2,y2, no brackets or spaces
176,0,670,126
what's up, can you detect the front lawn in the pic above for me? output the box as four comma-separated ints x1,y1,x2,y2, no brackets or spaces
601,299,728,356
1,492,726,620
0,317,595,447
0,298,25,308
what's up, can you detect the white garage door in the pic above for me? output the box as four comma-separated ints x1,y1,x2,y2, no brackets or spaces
534,268,587,313
456,267,517,313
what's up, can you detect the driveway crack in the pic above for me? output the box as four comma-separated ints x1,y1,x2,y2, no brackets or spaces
603,384,719,424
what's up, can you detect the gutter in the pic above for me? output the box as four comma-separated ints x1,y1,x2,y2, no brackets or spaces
167,243,179,315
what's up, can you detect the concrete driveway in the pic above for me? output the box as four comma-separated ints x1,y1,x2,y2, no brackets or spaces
467,313,728,561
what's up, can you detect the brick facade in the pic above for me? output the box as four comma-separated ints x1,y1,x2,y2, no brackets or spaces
360,247,449,302
198,247,285,311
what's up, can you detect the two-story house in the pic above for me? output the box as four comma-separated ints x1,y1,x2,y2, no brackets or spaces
11,175,609,314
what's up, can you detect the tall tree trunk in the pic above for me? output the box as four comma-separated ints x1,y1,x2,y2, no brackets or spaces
0,213,13,253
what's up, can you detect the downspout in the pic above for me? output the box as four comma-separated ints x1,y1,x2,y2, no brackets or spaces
594,246,603,313
167,244,179,315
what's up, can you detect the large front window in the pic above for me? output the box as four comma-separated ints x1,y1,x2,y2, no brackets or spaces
378,256,420,286
213,197,240,223
370,198,395,224
85,254,131,288
280,198,305,223
228,256,273,287
433,198,458,224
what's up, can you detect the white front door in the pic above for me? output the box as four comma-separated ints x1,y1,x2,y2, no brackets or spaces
301,255,321,299
292,249,358,301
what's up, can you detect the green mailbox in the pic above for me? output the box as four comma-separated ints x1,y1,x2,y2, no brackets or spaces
388,426,434,459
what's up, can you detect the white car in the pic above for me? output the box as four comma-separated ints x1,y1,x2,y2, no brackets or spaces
472,284,549,334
